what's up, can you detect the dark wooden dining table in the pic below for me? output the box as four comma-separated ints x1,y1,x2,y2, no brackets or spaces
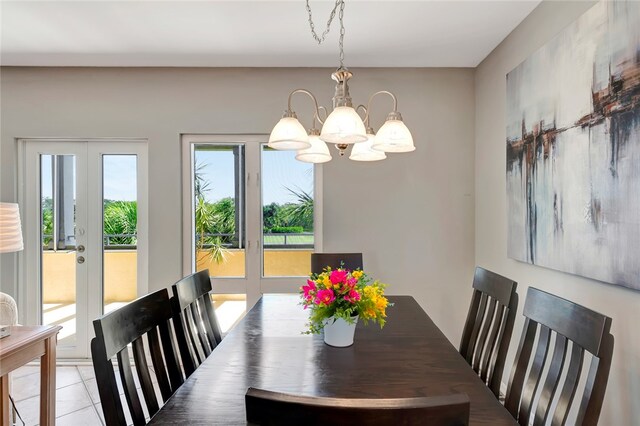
149,295,517,425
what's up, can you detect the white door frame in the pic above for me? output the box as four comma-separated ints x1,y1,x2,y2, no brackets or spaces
18,138,148,358
181,134,323,308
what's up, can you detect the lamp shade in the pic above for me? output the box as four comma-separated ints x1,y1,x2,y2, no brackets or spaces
0,203,24,253
320,106,368,144
268,117,311,150
371,119,415,153
349,132,386,162
296,135,332,164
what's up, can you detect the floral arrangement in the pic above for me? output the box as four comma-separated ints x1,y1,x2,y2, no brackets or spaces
300,266,391,334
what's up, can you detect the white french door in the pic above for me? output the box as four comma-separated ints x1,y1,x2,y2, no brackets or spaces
20,139,148,359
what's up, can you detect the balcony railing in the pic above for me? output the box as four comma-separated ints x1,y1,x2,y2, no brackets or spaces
44,232,315,250
198,232,314,249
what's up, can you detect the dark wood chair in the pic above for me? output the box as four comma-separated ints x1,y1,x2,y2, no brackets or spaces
311,252,363,274
245,388,470,426
91,289,184,426
170,269,223,378
459,267,518,398
504,287,614,426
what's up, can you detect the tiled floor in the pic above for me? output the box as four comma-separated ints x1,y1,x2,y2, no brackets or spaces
11,363,156,426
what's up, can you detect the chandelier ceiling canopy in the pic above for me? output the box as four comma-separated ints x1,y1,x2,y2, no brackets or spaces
268,0,416,163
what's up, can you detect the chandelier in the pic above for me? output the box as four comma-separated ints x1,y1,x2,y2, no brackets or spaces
268,0,415,163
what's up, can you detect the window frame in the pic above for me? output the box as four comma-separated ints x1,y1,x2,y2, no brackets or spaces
181,134,323,307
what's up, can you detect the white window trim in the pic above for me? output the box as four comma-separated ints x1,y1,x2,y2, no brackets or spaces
181,134,323,306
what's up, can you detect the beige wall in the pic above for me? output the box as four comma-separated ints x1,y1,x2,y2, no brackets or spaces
0,67,476,345
475,1,638,423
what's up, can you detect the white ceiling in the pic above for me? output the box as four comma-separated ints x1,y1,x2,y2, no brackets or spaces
0,0,540,68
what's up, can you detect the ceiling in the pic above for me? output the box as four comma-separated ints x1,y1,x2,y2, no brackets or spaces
0,1,540,68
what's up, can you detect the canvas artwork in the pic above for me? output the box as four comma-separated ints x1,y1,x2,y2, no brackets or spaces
506,1,640,290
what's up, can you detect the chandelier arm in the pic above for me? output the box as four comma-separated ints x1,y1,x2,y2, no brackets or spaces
287,89,325,128
316,106,328,125
355,104,369,126
364,91,399,124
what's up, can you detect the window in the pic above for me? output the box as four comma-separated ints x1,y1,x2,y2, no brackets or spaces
182,135,322,313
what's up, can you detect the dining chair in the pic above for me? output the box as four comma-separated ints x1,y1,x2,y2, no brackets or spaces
504,287,614,426
311,252,363,274
91,288,184,426
459,267,518,398
245,388,470,426
170,269,222,378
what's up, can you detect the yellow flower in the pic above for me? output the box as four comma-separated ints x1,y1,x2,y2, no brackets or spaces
375,297,388,311
322,276,332,288
352,270,363,280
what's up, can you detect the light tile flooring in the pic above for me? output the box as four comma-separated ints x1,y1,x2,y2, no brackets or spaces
11,299,247,425
11,362,157,426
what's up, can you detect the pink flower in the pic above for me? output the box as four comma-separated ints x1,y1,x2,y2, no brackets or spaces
346,277,357,287
302,280,317,299
330,269,348,285
344,289,361,304
315,289,336,306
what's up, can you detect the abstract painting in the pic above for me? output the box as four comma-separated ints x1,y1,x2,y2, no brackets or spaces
506,1,640,290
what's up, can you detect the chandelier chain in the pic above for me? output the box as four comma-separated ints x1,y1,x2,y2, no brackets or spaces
338,0,345,67
305,0,341,44
305,0,346,67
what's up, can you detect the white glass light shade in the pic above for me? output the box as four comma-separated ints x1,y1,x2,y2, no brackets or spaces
320,106,368,144
0,203,23,253
268,117,311,150
296,135,332,164
371,119,415,153
349,133,386,162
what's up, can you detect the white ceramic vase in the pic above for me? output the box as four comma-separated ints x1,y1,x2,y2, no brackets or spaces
323,316,358,347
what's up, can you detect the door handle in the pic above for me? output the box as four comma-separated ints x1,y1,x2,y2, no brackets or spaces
77,256,85,264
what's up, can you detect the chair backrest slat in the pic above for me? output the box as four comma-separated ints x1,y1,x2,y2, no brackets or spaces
201,293,223,344
190,302,212,357
460,267,518,397
91,338,127,426
534,334,567,425
473,297,497,371
185,305,206,363
505,287,614,426
552,342,584,425
117,348,146,425
310,253,363,274
171,269,223,378
132,337,160,417
147,326,173,401
480,301,504,383
519,325,551,423
92,288,185,425
245,388,470,426
157,320,184,391
170,305,198,377
464,292,488,364
577,331,613,426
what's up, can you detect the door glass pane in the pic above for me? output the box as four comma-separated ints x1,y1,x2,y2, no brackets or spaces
103,155,138,314
261,147,314,277
193,144,246,278
212,294,247,333
41,154,77,343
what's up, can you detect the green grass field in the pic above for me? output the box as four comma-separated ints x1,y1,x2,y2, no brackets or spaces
263,234,314,245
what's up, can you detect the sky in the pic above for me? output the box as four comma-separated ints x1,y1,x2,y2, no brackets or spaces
41,149,313,205
196,147,313,205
